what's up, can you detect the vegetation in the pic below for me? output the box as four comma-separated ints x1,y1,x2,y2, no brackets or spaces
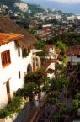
44,32,80,47
52,32,80,46
24,82,37,101
15,82,37,102
27,19,80,122
35,40,46,50
1,0,80,121
0,0,22,13
24,69,46,100
28,4,45,16
0,96,23,118
56,41,67,55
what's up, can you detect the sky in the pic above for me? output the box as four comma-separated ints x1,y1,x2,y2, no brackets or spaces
24,0,80,14
48,0,80,4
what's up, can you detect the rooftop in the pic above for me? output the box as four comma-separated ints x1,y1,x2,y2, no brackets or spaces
0,33,23,46
0,16,37,48
67,45,80,56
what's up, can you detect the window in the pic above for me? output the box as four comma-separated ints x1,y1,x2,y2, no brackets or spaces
22,48,28,57
1,50,11,67
6,81,11,103
77,55,80,58
18,48,20,56
19,71,21,79
27,64,32,73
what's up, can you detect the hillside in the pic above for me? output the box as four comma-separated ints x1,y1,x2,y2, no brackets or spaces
0,0,45,16
0,0,28,13
0,0,21,5
0,0,20,8
28,3,45,14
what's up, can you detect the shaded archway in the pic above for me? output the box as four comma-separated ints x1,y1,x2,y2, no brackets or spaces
27,64,32,73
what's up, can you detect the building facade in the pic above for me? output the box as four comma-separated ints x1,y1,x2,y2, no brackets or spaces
0,33,40,108
67,45,80,65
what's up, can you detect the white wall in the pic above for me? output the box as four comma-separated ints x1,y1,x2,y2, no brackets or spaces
68,56,80,63
0,41,41,108
0,41,24,107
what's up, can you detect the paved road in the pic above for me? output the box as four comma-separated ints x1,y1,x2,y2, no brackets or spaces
13,93,46,122
13,102,38,122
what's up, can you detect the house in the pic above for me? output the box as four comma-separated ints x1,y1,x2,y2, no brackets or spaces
45,45,57,79
0,16,41,71
0,33,41,108
0,4,8,15
76,15,80,26
39,44,57,79
0,17,41,108
29,20,39,29
67,15,77,24
67,45,80,65
36,24,53,41
0,33,24,108
46,62,56,79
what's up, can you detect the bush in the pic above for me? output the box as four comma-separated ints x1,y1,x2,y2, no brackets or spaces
16,89,25,97
0,96,23,118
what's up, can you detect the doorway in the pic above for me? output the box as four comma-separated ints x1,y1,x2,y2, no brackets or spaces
6,81,11,103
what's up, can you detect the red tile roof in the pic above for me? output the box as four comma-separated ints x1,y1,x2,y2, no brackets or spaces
0,17,37,48
0,33,23,46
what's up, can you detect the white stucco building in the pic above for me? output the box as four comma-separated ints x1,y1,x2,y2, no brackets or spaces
44,45,57,79
67,45,80,65
67,15,77,23
0,33,40,108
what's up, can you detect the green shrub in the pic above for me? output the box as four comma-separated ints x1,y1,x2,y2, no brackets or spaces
0,96,23,118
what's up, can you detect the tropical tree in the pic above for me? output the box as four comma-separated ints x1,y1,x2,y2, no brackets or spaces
24,68,46,100
56,41,67,55
35,40,46,50
24,82,37,102
72,93,80,116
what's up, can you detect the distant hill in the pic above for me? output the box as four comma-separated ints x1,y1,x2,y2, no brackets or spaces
0,0,21,4
0,0,20,8
0,0,45,15
0,0,28,12
25,0,80,14
28,3,45,14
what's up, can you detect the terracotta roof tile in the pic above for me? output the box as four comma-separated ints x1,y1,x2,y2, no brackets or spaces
0,33,23,45
0,16,37,48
